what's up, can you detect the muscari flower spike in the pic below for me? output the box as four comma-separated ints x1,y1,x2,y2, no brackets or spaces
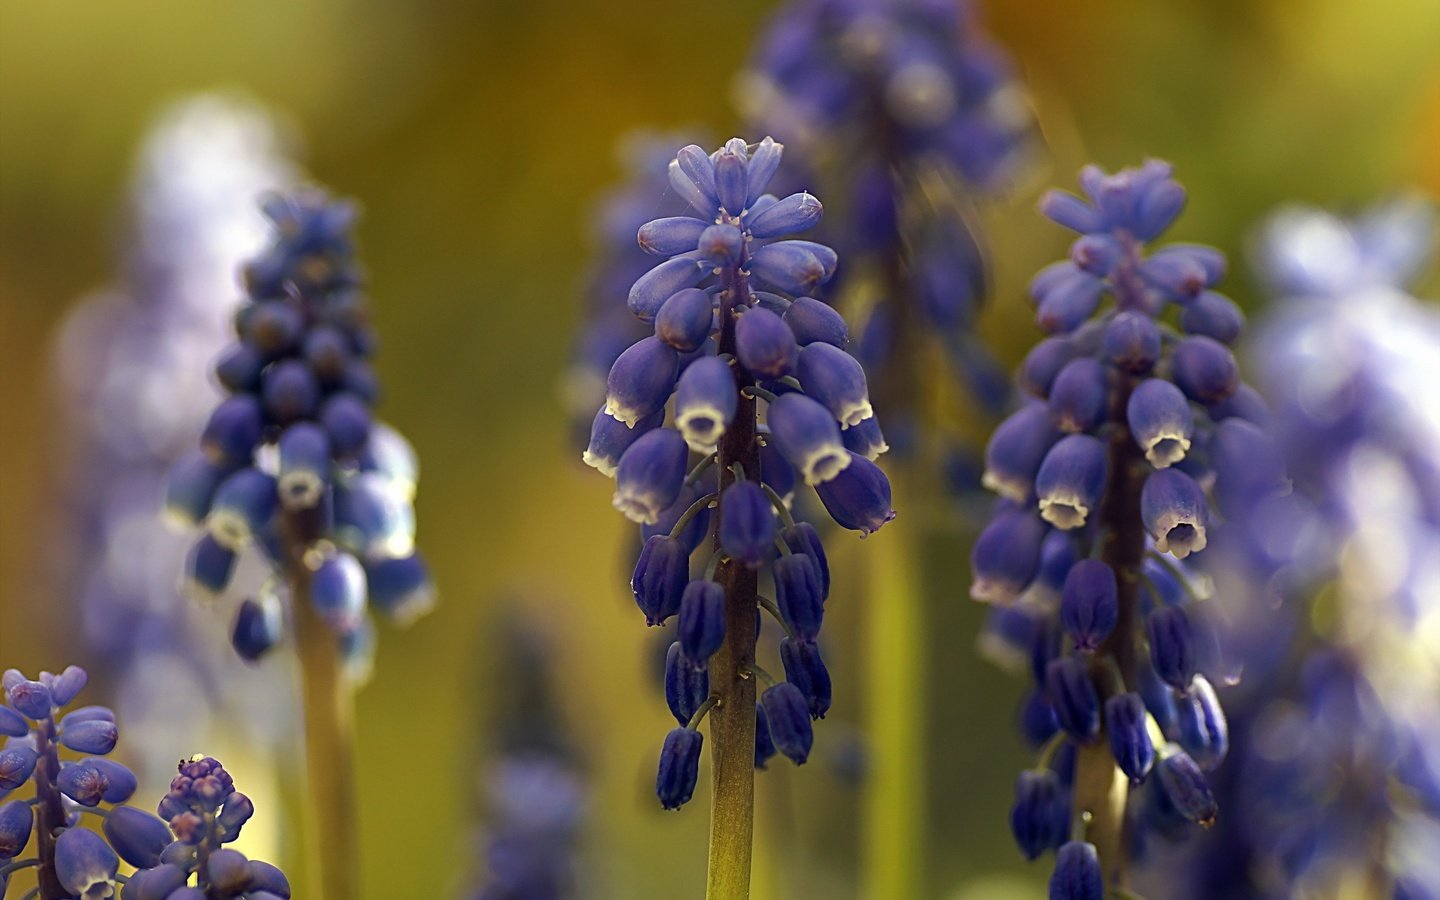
581,137,893,811
165,188,433,672
976,162,1273,892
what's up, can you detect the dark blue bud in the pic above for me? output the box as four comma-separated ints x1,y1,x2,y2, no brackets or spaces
761,682,814,765
0,745,38,790
58,761,109,805
720,480,776,568
1140,662,1179,738
1141,468,1209,559
736,307,799,379
1156,750,1216,826
208,467,277,550
613,427,689,526
207,848,253,893
678,580,726,667
1019,689,1060,747
1105,693,1155,783
629,257,707,322
1140,246,1214,302
1039,189,1105,233
583,406,663,477
1171,335,1239,405
8,678,53,719
748,191,823,239
303,325,350,382
60,716,118,755
82,758,135,803
310,552,366,633
43,665,87,707
983,403,1061,502
1035,434,1108,530
319,392,371,459
775,553,824,641
759,440,797,500
779,521,829,598
1035,272,1103,334
277,422,330,510
754,703,777,769
247,860,290,897
1036,530,1081,596
1046,656,1100,741
715,143,748,215
664,642,709,727
1020,336,1081,398
0,705,26,736
1060,559,1118,652
1127,379,1194,469
637,216,709,256
749,240,836,295
1175,675,1228,770
1048,357,1107,434
970,507,1048,603
240,300,303,355
1070,234,1122,277
362,552,434,625
674,356,736,454
184,534,237,603
216,792,256,840
201,395,263,466
676,144,719,208
261,359,319,424
104,806,171,869
1147,606,1197,691
745,137,783,205
1104,311,1162,374
841,414,889,460
165,450,233,527
698,224,744,265
0,798,32,858
656,727,704,810
782,296,848,348
634,536,691,626
55,826,119,898
1179,290,1244,344
767,392,850,485
342,361,379,403
779,638,831,719
1050,841,1104,900
655,287,715,352
1206,382,1270,426
1010,769,1068,860
797,342,873,429
232,595,282,663
644,479,714,555
131,863,189,899
214,343,265,393
605,336,680,428
815,452,895,535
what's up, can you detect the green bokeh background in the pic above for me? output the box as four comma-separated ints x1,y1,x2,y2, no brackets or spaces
1,0,1437,896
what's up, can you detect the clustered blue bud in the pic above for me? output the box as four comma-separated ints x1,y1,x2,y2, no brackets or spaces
583,138,894,811
974,162,1267,890
165,189,432,670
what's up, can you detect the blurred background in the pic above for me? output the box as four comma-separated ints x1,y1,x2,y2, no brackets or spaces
1,0,1437,896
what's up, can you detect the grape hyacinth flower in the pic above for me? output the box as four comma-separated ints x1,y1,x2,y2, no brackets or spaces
165,187,431,898
973,162,1270,893
1133,199,1440,898
583,137,892,895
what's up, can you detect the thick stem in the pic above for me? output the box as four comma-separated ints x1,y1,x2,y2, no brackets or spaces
33,721,68,900
705,264,760,900
1077,371,1147,886
281,506,359,900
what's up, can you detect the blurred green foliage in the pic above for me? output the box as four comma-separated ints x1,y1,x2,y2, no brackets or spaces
1,0,1436,896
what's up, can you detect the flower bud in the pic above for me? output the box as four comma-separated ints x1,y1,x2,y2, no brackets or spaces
613,427,690,525
982,403,1061,502
0,705,27,737
583,406,664,477
782,296,848,348
261,359,319,425
1049,841,1104,899
1175,675,1228,770
628,257,706,322
1010,769,1068,860
8,679,53,720
1040,191,1104,233
745,137,783,205
664,641,710,727
779,638,832,720
1035,271,1103,334
761,682,814,765
165,450,233,527
605,336,680,427
55,826,119,898
736,307,799,379
247,860,291,897
1180,290,1244,344
1127,379,1194,468
1156,750,1217,826
719,480,777,568
1035,434,1108,530
749,240,837,295
678,580,726,667
970,507,1048,603
208,467,278,550
319,392,372,459
774,553,825,642
675,356,737,454
655,287,715,351
1104,311,1162,374
310,552,367,634
46,664,88,707
633,536,690,626
1105,693,1155,783
815,452,895,534
1147,606,1197,691
780,521,830,598
758,440,797,500
1171,335,1239,405
656,727,704,810
1060,559,1118,652
1141,468,1209,558
1048,357,1107,434
715,142,748,215
1020,336,1081,397
60,718,119,756
185,534,237,603
58,761,110,806
0,746,38,790
104,805,172,869
698,223,745,265
208,848,255,894
201,395,263,466
0,798,32,858
766,392,851,485
676,144,720,207
215,343,266,393
1046,657,1100,742
637,217,709,256
754,703,777,769
277,422,331,509
367,552,436,627
796,343,873,428
748,191,823,239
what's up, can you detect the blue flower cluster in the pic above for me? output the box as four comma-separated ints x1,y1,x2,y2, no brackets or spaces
1133,200,1440,898
165,188,433,670
583,137,894,810
0,665,288,899
970,162,1274,894
741,0,1034,444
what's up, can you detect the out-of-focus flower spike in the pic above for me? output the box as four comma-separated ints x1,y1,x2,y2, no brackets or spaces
232,594,283,662
277,422,331,510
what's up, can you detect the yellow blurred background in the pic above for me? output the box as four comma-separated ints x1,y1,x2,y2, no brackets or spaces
2,0,1437,896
